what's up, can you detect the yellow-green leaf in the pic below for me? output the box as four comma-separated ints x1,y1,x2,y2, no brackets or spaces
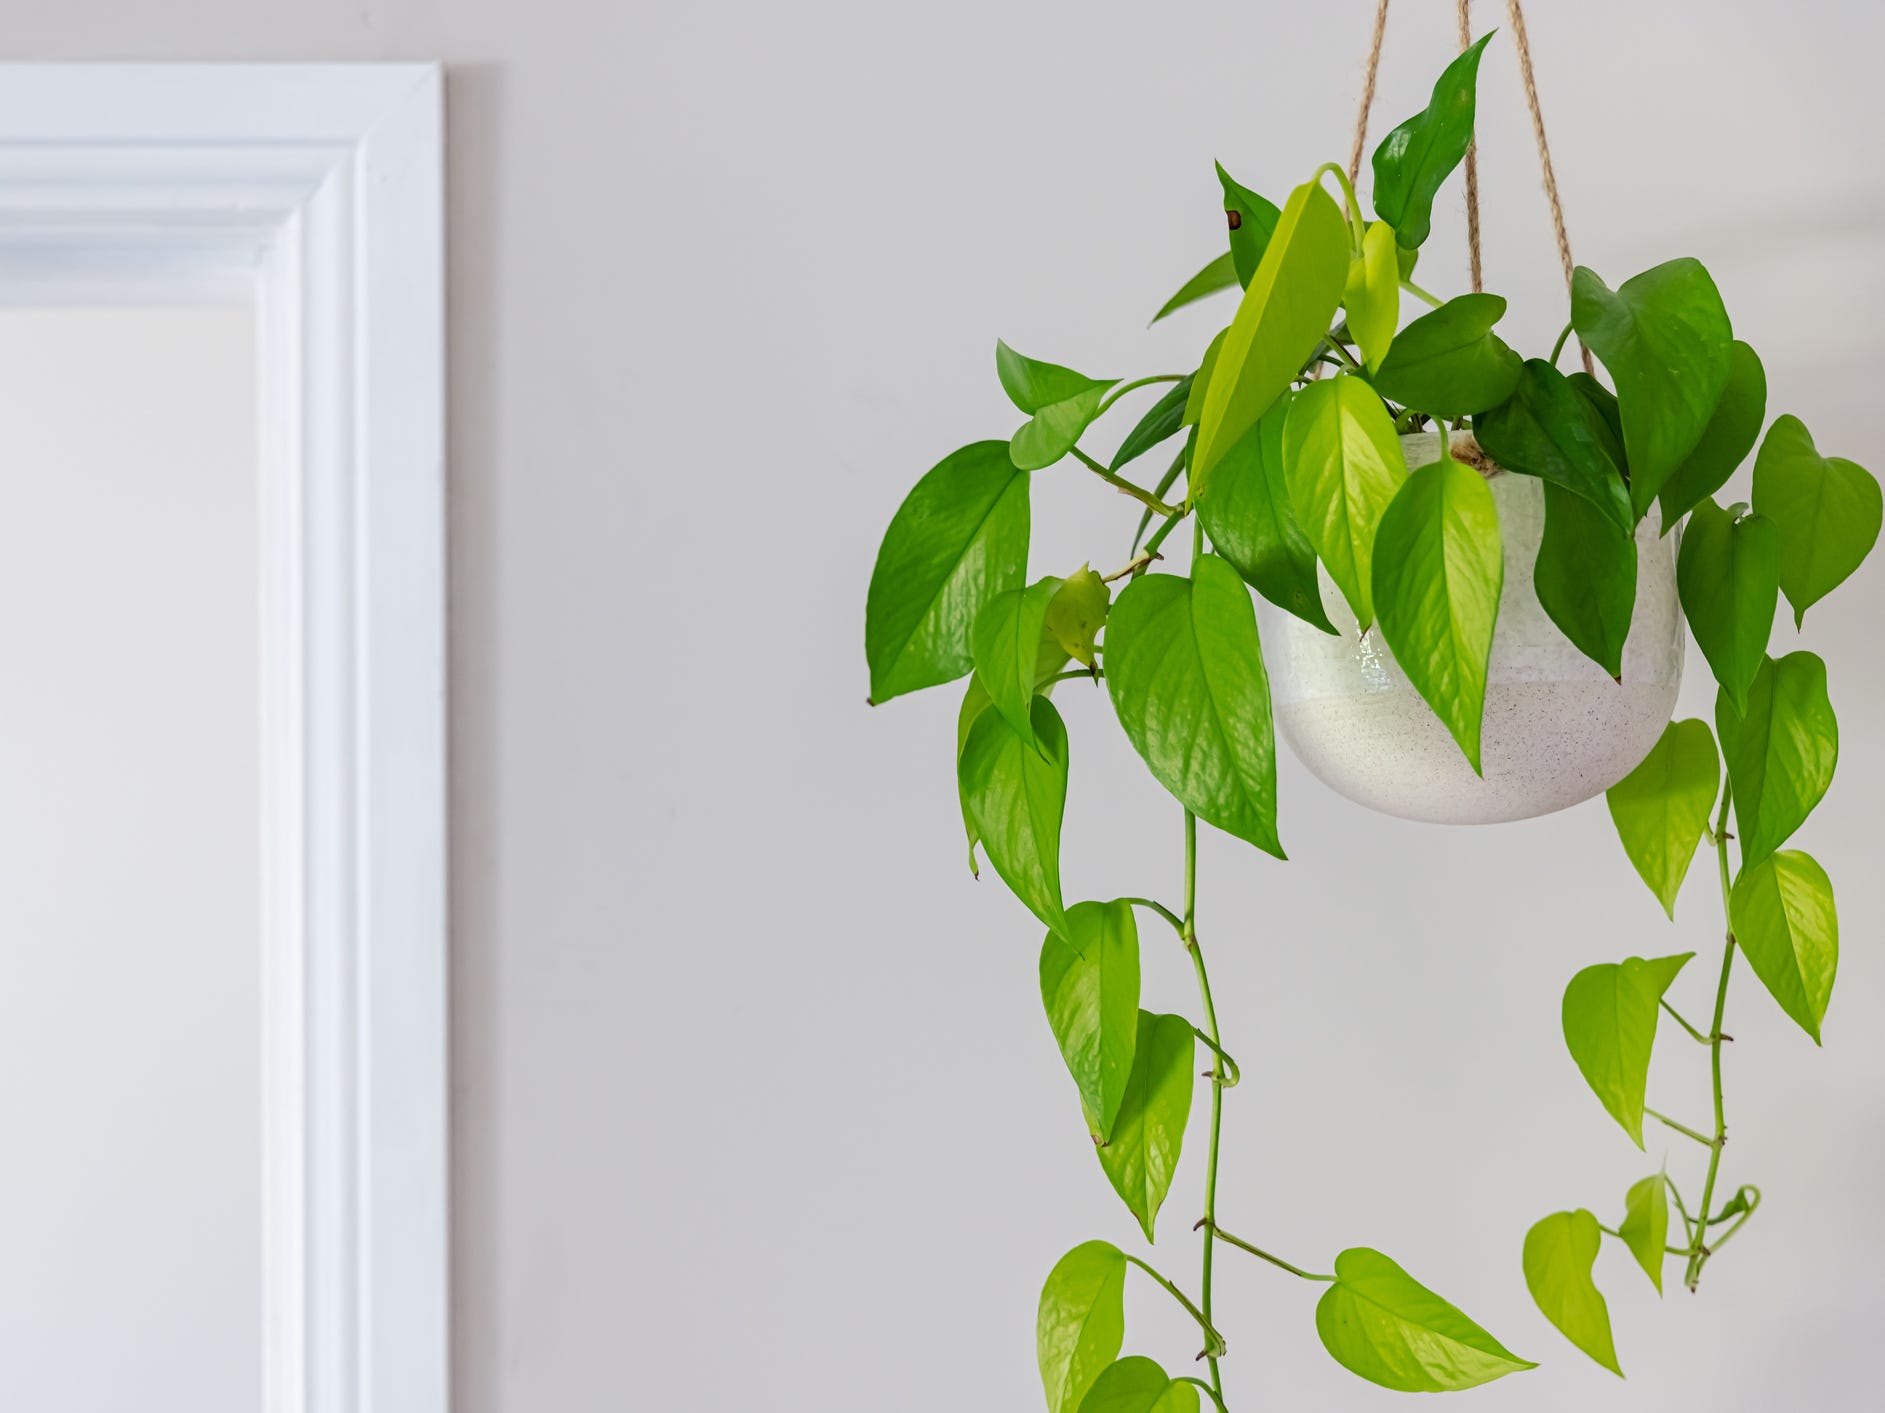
1045,566,1110,667
1345,220,1400,371
1037,1241,1127,1413
1095,1011,1194,1242
1039,901,1141,1141
1716,651,1838,870
1077,1358,1200,1413
1730,849,1838,1043
1618,1173,1671,1295
1283,374,1408,630
1561,952,1694,1146
1605,719,1721,919
1523,1210,1622,1376
1315,1247,1535,1392
959,697,1071,936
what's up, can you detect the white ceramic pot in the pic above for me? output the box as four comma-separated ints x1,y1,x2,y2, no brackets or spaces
1257,431,1684,825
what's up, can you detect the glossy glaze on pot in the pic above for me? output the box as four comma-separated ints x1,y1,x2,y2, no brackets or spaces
1257,431,1683,825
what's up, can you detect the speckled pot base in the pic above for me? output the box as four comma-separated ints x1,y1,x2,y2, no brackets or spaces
1257,432,1684,825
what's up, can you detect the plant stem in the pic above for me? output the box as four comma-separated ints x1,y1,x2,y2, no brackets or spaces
1124,1254,1227,1358
1096,373,1187,419
1181,806,1229,1400
1121,896,1185,936
1400,277,1444,309
1206,1224,1335,1282
1322,332,1363,374
1140,504,1194,564
1176,1377,1231,1413
1311,161,1369,250
1071,448,1181,517
1645,1107,1715,1149
1687,783,1738,1292
1045,667,1103,686
1660,999,1712,1044
1549,319,1575,366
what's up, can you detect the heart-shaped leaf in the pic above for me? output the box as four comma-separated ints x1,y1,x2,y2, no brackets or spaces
1151,252,1237,326
1038,1241,1128,1413
957,638,1070,876
1197,392,1336,634
1475,358,1631,530
1045,567,1110,668
1571,260,1733,518
1568,371,1625,457
1077,1358,1200,1413
1657,340,1767,529
1605,719,1721,919
866,441,1030,703
1523,1210,1622,1376
1371,32,1495,250
1716,651,1838,870
1282,374,1408,629
1677,499,1779,713
1618,1173,1671,1295
973,576,1066,749
1750,414,1883,627
1111,378,1194,472
1095,1011,1195,1242
1040,900,1142,1141
1216,162,1283,288
959,697,1071,936
1730,849,1838,1043
1315,1247,1535,1392
1344,220,1401,372
1369,292,1522,418
1534,481,1636,677
998,341,1118,472
1371,454,1503,772
1562,952,1694,1147
1193,177,1350,490
1105,555,1284,856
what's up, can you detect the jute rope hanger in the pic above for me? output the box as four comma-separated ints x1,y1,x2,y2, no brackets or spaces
1346,0,1595,375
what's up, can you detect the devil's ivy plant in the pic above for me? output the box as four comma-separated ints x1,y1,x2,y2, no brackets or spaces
865,31,1879,1408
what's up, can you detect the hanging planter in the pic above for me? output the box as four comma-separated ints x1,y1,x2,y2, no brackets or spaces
1259,430,1684,824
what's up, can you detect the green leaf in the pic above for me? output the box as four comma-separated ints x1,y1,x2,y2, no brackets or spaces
1716,651,1838,870
1077,1358,1200,1413
1475,358,1631,530
973,577,1065,749
1750,413,1883,627
1151,253,1238,326
1534,481,1636,677
1183,329,1229,428
1371,31,1495,250
1657,340,1767,529
1523,1210,1622,1376
1570,261,1734,518
1197,392,1336,634
1315,1247,1535,1392
1046,567,1111,667
1216,163,1284,288
1561,953,1694,1147
999,340,1110,414
1111,378,1194,472
1605,719,1721,919
1371,455,1503,773
1677,499,1780,713
997,341,1117,472
1369,293,1522,418
1095,1011,1195,1242
1730,849,1838,1043
1039,901,1142,1141
1345,220,1401,372
1192,177,1350,490
1618,1174,1671,1295
1283,374,1408,629
866,441,1030,703
959,697,1070,936
1568,371,1625,460
1037,1241,1128,1413
1105,555,1284,855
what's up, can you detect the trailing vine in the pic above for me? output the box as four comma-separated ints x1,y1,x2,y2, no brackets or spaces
865,27,1878,1409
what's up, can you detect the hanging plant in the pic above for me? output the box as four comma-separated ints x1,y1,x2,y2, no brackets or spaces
864,3,1879,1406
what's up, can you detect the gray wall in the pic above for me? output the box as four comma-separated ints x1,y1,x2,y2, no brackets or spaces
6,3,1882,1408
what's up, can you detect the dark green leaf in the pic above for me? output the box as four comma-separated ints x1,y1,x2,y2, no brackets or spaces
1523,1210,1622,1376
1345,220,1401,371
1369,292,1521,417
1105,555,1284,856
1605,719,1721,919
1037,1241,1128,1413
1657,341,1767,529
1316,1247,1535,1392
1283,374,1408,629
1567,371,1625,460
866,442,1030,703
973,576,1065,748
1475,359,1631,529
1371,32,1495,250
1216,162,1283,287
1040,900,1142,1141
1193,177,1350,490
959,697,1071,936
1077,1358,1200,1413
1197,393,1336,634
1151,253,1238,326
1570,261,1734,518
1751,414,1884,627
1562,953,1694,1147
1371,455,1503,772
1618,1174,1671,1295
1096,1011,1195,1242
1677,499,1779,713
1716,651,1838,870
1730,849,1838,1043
1534,481,1635,677
1111,378,1194,472
1046,566,1111,667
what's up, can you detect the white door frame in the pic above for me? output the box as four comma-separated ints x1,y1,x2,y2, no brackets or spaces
0,65,447,1413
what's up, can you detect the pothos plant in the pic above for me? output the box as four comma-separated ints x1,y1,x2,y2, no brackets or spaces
865,32,1879,1409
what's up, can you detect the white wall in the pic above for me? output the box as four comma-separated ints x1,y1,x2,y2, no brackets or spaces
0,307,259,1411
4,4,1881,1409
